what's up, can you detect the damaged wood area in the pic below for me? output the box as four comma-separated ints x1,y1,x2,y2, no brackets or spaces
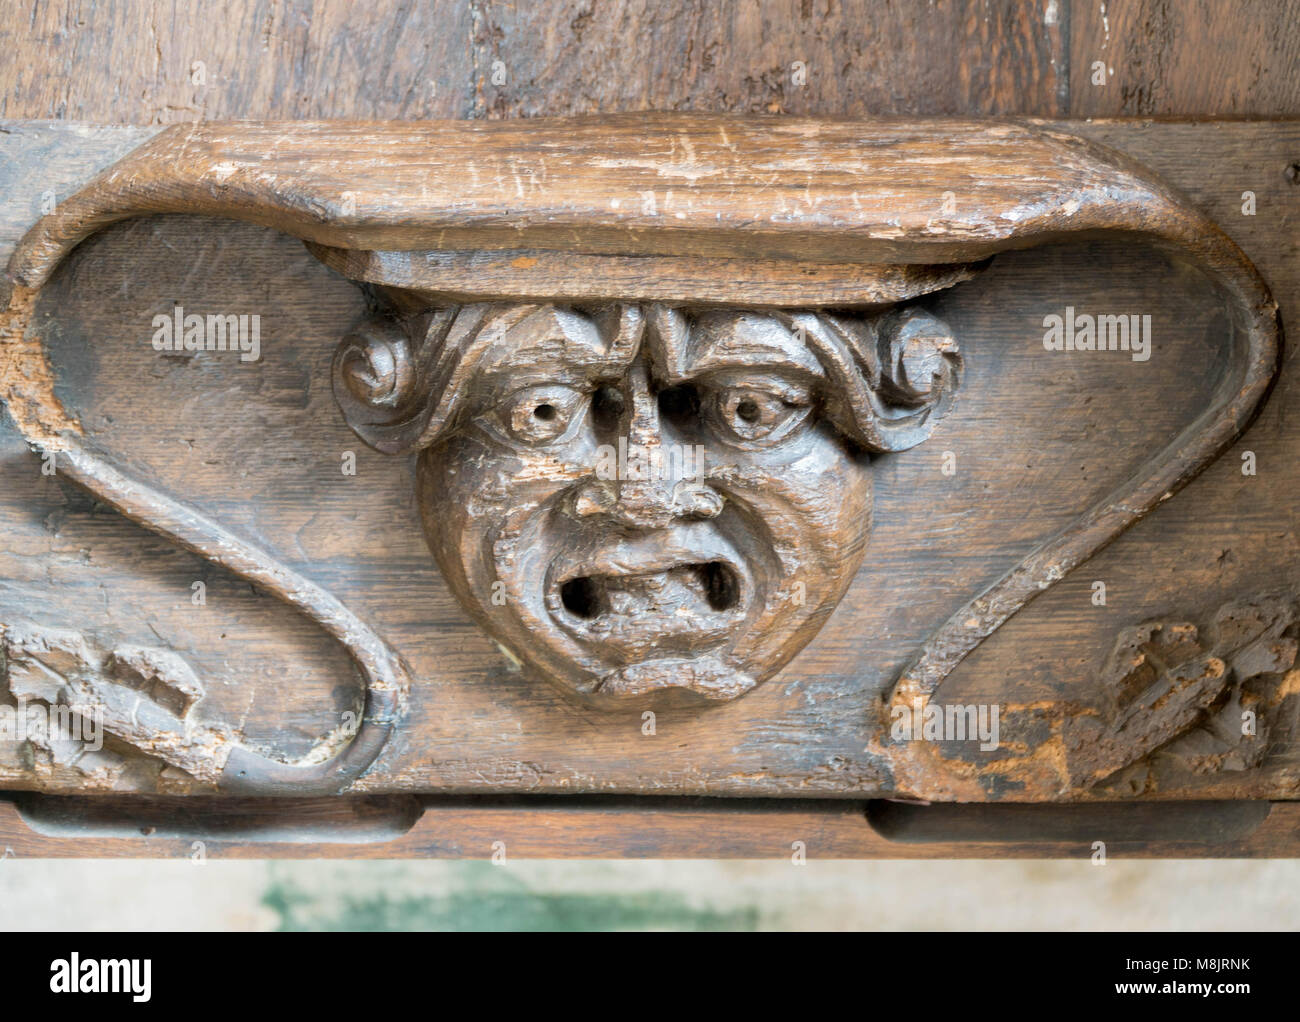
881,595,1300,801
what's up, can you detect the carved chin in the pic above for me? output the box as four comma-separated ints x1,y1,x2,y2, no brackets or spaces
595,656,757,705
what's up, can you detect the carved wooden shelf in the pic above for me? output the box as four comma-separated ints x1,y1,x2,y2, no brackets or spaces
0,116,1297,854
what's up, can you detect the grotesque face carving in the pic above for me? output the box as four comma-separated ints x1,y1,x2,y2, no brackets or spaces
334,301,960,709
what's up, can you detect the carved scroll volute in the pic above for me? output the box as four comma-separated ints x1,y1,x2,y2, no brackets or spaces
1,118,1280,788
335,320,416,412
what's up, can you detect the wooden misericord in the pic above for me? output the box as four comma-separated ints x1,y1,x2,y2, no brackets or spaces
0,118,1297,855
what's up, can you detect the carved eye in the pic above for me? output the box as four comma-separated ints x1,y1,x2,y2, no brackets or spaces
710,381,812,445
494,384,587,444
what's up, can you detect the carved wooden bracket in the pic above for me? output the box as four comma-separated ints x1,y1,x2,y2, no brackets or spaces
0,117,1281,795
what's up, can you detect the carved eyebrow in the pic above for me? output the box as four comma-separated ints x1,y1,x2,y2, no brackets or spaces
463,306,641,395
670,313,827,382
469,310,830,401
475,342,643,393
474,364,600,399
684,346,824,381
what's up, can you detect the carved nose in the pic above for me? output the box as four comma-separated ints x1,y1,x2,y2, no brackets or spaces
572,478,723,525
614,478,723,526
571,366,723,526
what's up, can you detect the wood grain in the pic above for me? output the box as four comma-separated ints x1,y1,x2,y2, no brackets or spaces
0,0,1069,122
0,119,1294,804
462,0,1069,119
1070,0,1300,117
3,116,1267,279
4,1,1298,125
0,0,477,122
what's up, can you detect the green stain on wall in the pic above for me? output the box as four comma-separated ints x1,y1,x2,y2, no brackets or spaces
261,863,760,932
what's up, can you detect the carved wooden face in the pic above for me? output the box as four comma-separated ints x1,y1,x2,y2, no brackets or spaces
335,301,959,709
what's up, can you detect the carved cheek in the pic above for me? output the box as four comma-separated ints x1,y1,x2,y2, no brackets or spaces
419,432,599,635
714,430,872,622
418,440,488,599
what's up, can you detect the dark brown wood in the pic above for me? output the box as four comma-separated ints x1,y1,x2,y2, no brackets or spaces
456,0,1071,119
0,1,1068,122
5,1,1298,126
0,117,1295,810
0,0,477,122
1070,0,1300,117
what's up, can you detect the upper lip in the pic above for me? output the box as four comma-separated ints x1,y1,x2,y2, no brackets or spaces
549,526,748,596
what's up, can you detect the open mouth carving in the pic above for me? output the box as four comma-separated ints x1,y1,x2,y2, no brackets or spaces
559,562,741,620
545,530,751,659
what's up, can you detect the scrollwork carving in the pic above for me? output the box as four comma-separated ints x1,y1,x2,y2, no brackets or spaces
1066,596,1300,789
1,621,232,787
